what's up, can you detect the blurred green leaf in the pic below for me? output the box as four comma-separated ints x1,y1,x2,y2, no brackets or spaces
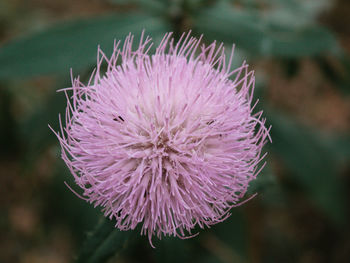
267,110,348,224
247,164,286,207
45,162,100,243
258,0,330,24
237,0,330,16
209,210,248,262
0,13,171,79
153,236,193,263
19,77,69,169
248,164,275,194
193,1,338,57
76,217,133,263
108,0,166,13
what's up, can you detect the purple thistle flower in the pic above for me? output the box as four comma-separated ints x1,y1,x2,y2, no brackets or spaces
51,32,270,246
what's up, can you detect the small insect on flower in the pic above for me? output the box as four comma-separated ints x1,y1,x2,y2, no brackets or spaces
50,32,270,246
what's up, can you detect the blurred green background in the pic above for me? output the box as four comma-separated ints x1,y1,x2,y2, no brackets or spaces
1,0,350,262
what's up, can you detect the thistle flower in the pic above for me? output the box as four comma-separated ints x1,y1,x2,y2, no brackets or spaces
51,32,270,246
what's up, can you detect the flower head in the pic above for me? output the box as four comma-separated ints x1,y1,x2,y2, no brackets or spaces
51,32,270,245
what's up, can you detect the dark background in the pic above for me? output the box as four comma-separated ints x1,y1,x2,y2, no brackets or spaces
0,0,350,262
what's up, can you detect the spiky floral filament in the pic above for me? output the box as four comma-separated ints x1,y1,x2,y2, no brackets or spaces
51,32,270,246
